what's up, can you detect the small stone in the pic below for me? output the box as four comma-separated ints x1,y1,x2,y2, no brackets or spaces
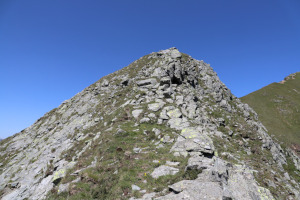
133,147,142,153
152,128,161,136
160,77,171,86
58,183,69,194
102,79,109,87
9,182,20,189
151,165,179,179
132,109,143,119
132,184,141,191
136,79,157,87
167,109,182,119
148,113,156,118
284,172,290,181
140,189,147,194
161,135,174,143
166,99,174,104
148,102,165,112
116,128,126,135
157,118,163,124
166,161,180,166
140,118,150,123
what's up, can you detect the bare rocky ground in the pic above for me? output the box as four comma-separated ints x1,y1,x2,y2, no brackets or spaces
0,48,299,200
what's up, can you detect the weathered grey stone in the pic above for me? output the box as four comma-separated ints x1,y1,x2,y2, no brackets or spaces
140,117,150,123
175,96,184,106
58,183,69,194
136,79,157,87
151,165,179,179
148,113,156,118
157,181,223,200
159,111,169,120
152,67,168,78
167,108,182,118
186,104,198,119
162,88,173,98
284,172,291,181
121,78,130,86
8,182,20,189
148,102,165,112
170,49,182,59
226,165,274,200
140,189,147,194
171,128,215,155
166,161,180,166
167,118,190,130
133,192,156,200
160,77,171,86
102,79,109,87
132,109,143,119
133,147,142,154
160,135,174,143
132,184,141,191
152,128,161,136
187,155,214,170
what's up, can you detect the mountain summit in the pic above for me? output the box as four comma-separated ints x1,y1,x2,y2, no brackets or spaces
0,48,299,200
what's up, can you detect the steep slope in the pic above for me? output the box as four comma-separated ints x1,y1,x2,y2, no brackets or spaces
241,73,300,149
241,72,300,187
0,48,299,200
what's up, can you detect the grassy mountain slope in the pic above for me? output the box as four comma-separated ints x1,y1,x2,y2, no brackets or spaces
241,72,300,151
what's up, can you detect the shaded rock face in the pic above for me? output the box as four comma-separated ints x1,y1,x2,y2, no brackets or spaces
0,48,299,200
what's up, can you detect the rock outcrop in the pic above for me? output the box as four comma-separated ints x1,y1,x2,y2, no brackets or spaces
0,48,299,200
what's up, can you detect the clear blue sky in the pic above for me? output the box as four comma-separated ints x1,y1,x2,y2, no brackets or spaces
1,0,299,139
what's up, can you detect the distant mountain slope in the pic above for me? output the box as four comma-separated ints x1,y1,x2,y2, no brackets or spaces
241,72,300,153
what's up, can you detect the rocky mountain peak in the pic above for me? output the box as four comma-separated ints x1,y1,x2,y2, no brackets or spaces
0,48,299,199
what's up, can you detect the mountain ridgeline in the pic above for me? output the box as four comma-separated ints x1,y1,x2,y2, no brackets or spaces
0,48,299,200
241,73,300,148
241,72,300,181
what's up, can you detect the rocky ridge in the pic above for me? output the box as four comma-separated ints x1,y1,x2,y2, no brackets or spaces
0,48,299,200
279,73,297,84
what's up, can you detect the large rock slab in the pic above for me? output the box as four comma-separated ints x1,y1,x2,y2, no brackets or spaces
167,118,190,130
226,165,274,200
153,158,275,200
171,127,215,156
